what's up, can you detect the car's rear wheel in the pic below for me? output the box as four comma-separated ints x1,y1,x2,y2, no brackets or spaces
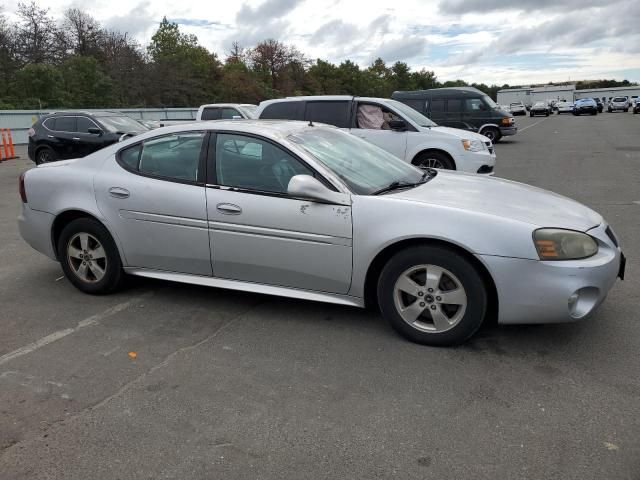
58,218,124,294
530,112,534,117
481,127,501,143
377,246,488,346
35,147,56,165
413,151,454,170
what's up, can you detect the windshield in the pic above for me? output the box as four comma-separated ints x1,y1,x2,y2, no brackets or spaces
613,97,626,102
98,115,148,134
482,95,499,109
287,128,425,195
238,105,257,118
384,99,438,127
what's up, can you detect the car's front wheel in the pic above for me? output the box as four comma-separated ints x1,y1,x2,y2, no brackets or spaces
35,147,56,165
481,127,501,143
58,218,124,294
413,151,454,171
377,245,488,346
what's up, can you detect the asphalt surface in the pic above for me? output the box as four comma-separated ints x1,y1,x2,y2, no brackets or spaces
1,112,639,479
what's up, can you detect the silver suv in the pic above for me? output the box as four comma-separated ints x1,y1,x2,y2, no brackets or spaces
608,96,630,113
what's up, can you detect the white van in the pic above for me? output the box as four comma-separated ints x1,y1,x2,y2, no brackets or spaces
255,96,496,174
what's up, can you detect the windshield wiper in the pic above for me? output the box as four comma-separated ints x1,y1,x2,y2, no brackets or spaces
372,170,435,195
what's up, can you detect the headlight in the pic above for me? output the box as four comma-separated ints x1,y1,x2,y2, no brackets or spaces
533,228,598,260
461,139,485,152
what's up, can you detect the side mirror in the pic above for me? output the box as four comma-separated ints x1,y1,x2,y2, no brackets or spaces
388,119,407,131
287,175,350,206
88,127,102,135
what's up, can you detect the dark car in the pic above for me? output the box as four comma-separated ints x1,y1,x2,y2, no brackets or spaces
573,99,598,116
634,100,640,114
28,111,148,164
529,101,550,117
391,87,516,143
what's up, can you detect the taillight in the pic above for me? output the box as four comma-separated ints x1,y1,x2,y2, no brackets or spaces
19,172,27,203
27,128,35,137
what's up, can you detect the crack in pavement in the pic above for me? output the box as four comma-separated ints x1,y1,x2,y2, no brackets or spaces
0,296,265,459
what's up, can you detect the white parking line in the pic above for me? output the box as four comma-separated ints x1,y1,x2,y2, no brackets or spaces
520,118,548,132
0,294,151,367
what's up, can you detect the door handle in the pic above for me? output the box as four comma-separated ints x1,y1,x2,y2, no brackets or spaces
108,187,130,199
216,203,242,215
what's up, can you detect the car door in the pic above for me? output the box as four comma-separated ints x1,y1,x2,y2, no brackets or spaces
46,116,78,159
429,98,447,126
95,131,212,275
462,98,487,132
76,116,106,157
206,132,353,294
445,98,470,131
350,101,408,160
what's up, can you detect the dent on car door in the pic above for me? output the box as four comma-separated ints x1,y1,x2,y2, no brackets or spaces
95,131,212,275
206,132,353,294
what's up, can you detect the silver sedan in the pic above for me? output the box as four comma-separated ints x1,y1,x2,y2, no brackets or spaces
18,121,625,345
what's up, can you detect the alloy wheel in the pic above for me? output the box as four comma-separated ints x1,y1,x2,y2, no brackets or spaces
417,157,444,169
66,232,108,283
393,264,467,333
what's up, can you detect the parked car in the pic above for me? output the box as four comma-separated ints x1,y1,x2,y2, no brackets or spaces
256,95,496,174
509,102,527,116
608,96,630,112
573,98,598,116
530,101,550,117
556,101,575,114
17,121,625,346
392,87,517,143
196,103,257,120
593,98,604,113
27,111,149,165
633,99,640,114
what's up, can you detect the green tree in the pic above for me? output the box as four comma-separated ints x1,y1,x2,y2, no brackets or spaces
307,59,341,94
12,63,64,108
60,56,113,107
390,61,414,92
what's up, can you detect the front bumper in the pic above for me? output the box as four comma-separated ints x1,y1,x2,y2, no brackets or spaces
499,125,518,137
479,224,622,324
18,204,57,260
457,149,496,176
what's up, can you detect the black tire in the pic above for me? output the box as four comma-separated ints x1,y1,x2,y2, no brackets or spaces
57,218,124,294
530,112,534,117
591,111,597,116
413,151,455,171
624,108,628,112
480,127,501,143
608,108,612,113
377,245,488,346
35,147,56,165
545,112,549,117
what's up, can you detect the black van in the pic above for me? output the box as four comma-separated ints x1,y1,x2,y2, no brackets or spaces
392,87,517,143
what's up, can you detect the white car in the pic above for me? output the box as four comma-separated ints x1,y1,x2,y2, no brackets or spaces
556,101,575,114
509,102,527,116
196,103,257,120
608,97,630,113
256,96,496,175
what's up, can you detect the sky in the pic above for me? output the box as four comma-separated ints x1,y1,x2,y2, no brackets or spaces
3,0,640,85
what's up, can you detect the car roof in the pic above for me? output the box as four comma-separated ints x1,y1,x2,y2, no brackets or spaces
392,87,485,98
199,103,257,108
123,120,337,143
45,111,127,117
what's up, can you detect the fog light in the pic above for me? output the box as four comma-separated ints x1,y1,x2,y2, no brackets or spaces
568,287,600,318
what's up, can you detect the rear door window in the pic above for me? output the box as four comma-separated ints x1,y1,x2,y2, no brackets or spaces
201,108,220,120
430,99,445,113
304,101,350,128
259,102,304,120
220,108,240,119
54,117,76,132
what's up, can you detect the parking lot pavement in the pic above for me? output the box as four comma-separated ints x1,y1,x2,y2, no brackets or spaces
1,113,639,479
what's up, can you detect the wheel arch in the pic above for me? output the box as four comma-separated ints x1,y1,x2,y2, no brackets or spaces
411,149,456,170
51,209,125,264
363,237,498,323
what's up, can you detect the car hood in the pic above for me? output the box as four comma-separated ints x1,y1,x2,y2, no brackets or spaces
387,171,602,231
424,125,489,142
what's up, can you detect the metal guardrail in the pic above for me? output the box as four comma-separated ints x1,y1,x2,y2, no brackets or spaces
0,108,198,145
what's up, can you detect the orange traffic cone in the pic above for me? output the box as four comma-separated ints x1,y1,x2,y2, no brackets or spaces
0,129,18,160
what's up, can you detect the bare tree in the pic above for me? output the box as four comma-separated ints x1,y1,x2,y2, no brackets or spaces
63,8,102,56
13,1,62,64
249,39,307,91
